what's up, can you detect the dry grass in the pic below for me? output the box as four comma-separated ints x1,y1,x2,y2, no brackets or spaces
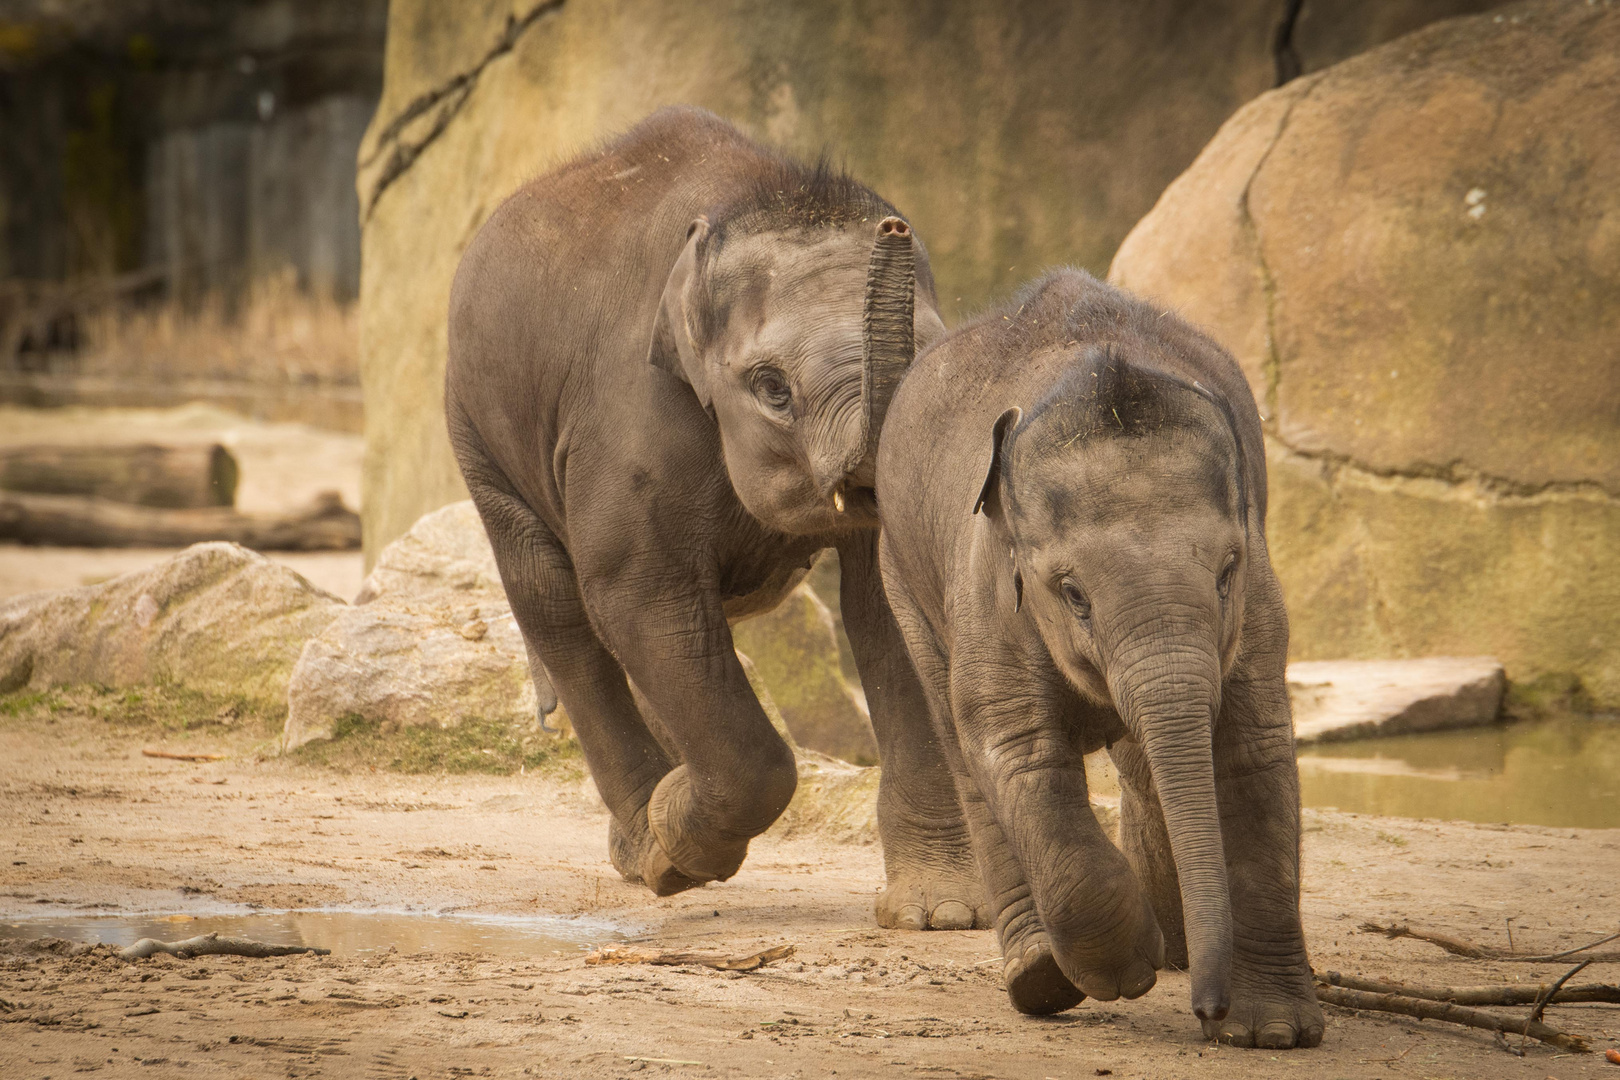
69,270,357,386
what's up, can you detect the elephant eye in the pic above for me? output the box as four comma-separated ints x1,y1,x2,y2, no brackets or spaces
1217,556,1238,599
1060,579,1091,620
750,367,793,412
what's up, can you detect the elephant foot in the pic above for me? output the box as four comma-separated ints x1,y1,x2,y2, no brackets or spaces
645,766,751,885
1003,936,1085,1015
608,809,706,898
875,866,990,931
1039,874,1164,1004
1204,969,1324,1049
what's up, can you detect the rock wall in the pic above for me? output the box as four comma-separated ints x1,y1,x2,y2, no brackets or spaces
0,1,385,298
356,0,1503,560
1110,0,1620,704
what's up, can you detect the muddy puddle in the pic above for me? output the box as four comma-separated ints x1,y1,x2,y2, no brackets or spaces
0,908,625,958
1297,714,1620,828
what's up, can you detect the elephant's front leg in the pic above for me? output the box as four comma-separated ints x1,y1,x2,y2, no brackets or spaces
1209,657,1323,1048
949,662,1163,1009
587,571,798,887
842,533,987,931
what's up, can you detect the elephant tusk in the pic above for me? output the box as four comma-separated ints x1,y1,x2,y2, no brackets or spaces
833,489,846,513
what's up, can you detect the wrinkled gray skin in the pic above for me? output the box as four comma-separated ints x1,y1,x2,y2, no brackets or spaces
446,107,985,929
876,269,1323,1048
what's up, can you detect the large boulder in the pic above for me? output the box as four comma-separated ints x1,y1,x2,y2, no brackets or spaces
1110,0,1620,705
355,0,1503,558
0,542,342,705
283,501,543,748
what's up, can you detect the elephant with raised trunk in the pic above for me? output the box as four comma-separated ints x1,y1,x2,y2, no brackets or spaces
446,107,986,930
875,268,1323,1047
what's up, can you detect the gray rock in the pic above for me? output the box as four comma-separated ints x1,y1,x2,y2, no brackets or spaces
283,501,542,749
0,541,343,704
1288,657,1506,744
352,500,503,602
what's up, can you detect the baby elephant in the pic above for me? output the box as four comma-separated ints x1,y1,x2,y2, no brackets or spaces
876,269,1323,1048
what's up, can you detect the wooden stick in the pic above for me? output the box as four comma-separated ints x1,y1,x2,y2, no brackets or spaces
1361,922,1620,963
119,932,329,961
1317,970,1620,1006
1314,985,1589,1052
1528,961,1592,1025
585,944,794,972
141,748,225,762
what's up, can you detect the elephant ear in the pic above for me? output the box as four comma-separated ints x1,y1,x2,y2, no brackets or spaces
647,217,711,407
972,406,1023,517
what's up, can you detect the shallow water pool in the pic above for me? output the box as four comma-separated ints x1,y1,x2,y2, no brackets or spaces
1296,715,1620,829
0,908,625,958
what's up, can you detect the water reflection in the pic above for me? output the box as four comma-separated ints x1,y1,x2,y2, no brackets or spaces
0,908,624,958
1297,715,1620,828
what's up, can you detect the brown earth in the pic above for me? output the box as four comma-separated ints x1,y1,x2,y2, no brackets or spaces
2,708,1618,1079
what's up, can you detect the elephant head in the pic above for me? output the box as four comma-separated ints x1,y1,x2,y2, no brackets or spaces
649,197,945,535
973,344,1254,1024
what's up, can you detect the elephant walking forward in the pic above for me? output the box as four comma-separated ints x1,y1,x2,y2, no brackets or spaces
445,107,987,929
875,268,1324,1047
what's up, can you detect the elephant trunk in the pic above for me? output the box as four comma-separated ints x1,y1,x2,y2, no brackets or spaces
1110,631,1233,1025
858,216,916,470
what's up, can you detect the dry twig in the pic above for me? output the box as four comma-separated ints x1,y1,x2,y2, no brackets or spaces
585,944,794,972
141,749,225,762
1314,985,1588,1052
1361,922,1620,963
1317,970,1620,1006
1528,961,1592,1026
119,932,329,962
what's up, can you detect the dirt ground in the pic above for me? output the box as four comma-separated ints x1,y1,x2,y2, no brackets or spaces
2,710,1617,1080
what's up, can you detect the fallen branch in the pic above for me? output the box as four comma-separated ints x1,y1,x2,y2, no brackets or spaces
585,944,794,972
141,748,225,762
0,489,359,550
1528,961,1591,1026
1361,923,1620,963
1315,984,1588,1053
1317,970,1620,1006
0,443,237,509
119,932,329,962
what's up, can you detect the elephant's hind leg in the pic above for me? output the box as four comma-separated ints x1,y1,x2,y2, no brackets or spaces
463,474,700,897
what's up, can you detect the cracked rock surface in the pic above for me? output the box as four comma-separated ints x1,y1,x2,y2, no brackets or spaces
1111,0,1620,705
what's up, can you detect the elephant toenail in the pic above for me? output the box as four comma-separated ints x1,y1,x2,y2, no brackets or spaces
1218,1023,1253,1047
929,900,973,930
894,904,927,931
1256,1021,1297,1049
1078,977,1121,1002
1119,961,1157,999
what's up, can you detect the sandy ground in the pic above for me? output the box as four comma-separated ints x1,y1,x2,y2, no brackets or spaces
0,403,368,602
1,713,1617,1079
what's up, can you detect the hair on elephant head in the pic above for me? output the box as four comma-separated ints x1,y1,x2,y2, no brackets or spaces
975,341,1255,1026
648,160,946,535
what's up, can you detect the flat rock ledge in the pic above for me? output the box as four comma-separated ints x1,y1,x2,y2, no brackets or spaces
1288,657,1506,745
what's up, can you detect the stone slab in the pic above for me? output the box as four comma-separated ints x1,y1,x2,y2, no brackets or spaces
1288,657,1505,744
